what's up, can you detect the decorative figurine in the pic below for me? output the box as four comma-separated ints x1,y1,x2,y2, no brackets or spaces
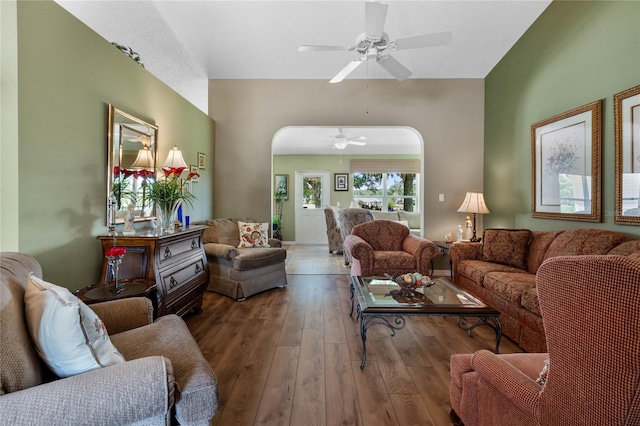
456,225,463,242
464,216,473,241
123,203,135,235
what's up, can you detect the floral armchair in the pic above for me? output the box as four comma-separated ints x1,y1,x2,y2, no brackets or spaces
343,219,437,276
338,207,374,265
323,206,343,254
449,254,640,426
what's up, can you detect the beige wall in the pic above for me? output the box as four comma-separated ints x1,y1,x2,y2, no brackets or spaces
209,79,485,244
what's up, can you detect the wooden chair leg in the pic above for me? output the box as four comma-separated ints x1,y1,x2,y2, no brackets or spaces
450,409,465,426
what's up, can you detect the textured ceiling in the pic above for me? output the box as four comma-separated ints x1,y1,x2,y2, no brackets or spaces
56,0,551,115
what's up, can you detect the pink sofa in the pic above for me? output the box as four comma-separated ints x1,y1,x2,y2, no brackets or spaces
450,228,639,352
450,254,640,426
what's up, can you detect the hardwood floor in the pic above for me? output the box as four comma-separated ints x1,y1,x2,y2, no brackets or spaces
185,275,523,426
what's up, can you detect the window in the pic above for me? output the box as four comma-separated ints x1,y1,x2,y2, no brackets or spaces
352,172,419,212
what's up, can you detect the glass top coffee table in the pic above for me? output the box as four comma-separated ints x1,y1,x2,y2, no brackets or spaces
350,276,502,369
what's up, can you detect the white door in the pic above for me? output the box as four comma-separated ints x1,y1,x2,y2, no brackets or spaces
295,171,330,244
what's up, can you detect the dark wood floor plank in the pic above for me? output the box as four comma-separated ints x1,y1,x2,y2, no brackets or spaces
325,343,363,426
253,345,300,425
290,327,326,426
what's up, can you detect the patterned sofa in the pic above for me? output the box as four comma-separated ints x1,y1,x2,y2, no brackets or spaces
450,228,640,352
194,218,287,301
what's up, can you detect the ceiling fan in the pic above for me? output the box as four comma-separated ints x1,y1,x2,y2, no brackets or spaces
299,1,453,83
332,129,367,150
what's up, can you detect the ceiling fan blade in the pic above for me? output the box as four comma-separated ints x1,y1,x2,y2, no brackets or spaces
393,31,453,51
346,136,367,142
330,59,365,84
298,45,352,52
377,54,412,81
365,2,388,39
348,141,367,146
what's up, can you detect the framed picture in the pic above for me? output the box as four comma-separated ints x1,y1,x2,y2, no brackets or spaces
531,100,602,222
197,152,206,170
614,84,640,225
189,165,200,182
335,173,349,191
274,174,288,200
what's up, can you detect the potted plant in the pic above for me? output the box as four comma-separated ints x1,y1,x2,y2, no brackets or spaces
273,180,287,240
148,167,199,232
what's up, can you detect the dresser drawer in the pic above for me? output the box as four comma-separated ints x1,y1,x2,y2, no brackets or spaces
158,234,203,267
158,254,206,302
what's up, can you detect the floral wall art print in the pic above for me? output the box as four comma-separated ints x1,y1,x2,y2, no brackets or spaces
532,100,602,222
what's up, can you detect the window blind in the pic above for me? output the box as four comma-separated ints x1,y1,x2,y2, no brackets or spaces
350,159,420,174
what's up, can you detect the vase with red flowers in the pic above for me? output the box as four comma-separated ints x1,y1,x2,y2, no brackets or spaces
105,246,127,294
147,167,199,232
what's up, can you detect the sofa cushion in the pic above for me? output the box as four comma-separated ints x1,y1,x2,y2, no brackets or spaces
371,211,399,221
521,286,541,315
398,211,421,230
527,231,564,274
607,240,640,256
481,229,532,270
456,260,527,287
483,272,536,304
24,274,125,378
233,247,287,271
238,222,270,248
544,229,629,260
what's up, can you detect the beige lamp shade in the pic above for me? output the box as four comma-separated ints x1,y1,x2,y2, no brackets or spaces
130,146,154,169
457,191,490,214
162,145,188,169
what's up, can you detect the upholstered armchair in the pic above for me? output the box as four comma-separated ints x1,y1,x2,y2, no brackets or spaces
0,252,218,425
449,254,640,426
323,206,343,254
343,219,437,276
338,207,374,265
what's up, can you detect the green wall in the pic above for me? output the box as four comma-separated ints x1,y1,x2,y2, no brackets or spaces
273,154,420,241
10,0,215,289
485,0,640,237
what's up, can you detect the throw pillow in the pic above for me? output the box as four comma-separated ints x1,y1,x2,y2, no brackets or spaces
24,274,125,378
238,221,270,248
482,228,532,270
394,220,410,229
536,359,550,387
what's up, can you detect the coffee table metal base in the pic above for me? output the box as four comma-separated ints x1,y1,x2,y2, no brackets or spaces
350,277,502,369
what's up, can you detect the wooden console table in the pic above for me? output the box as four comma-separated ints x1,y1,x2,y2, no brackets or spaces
97,225,209,317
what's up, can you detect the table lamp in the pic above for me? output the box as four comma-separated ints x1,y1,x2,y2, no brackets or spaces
457,191,490,242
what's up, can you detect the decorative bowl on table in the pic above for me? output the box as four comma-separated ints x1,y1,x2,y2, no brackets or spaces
385,272,434,304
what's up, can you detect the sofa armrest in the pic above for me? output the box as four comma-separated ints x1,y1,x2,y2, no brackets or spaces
402,235,438,275
0,356,174,425
89,297,153,334
344,235,374,261
204,242,239,260
268,238,282,247
471,350,541,416
449,242,483,263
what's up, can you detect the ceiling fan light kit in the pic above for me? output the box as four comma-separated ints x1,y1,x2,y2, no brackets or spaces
332,128,367,150
299,1,452,84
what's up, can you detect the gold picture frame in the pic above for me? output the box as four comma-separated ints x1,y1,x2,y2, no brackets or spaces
531,100,602,222
614,84,640,225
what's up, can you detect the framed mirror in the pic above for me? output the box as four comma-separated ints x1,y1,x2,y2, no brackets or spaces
107,105,159,224
614,85,640,225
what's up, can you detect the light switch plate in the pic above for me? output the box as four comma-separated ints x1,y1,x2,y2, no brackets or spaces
439,194,445,202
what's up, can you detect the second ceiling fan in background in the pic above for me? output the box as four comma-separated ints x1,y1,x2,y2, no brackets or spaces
298,1,453,83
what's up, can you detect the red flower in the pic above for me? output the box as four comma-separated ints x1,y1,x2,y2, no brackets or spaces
162,167,187,177
187,171,200,180
113,166,120,175
105,247,127,257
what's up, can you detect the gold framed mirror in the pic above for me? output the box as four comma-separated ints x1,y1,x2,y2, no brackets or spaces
107,105,159,224
614,85,640,225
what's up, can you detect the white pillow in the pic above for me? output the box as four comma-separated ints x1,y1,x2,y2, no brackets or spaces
238,221,270,248
24,274,125,378
394,220,410,229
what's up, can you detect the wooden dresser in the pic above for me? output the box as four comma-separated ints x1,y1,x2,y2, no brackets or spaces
97,225,209,317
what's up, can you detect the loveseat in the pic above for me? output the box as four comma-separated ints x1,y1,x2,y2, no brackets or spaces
194,218,287,301
0,252,218,425
450,228,640,352
371,210,421,235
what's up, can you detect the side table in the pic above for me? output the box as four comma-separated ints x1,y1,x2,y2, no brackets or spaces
435,241,452,277
75,279,159,317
